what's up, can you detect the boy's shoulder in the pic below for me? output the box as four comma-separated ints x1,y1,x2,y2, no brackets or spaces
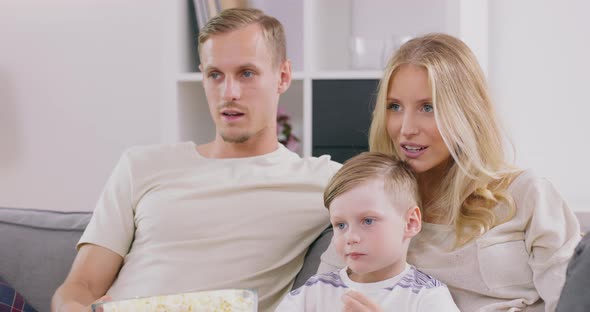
290,270,347,296
390,265,446,294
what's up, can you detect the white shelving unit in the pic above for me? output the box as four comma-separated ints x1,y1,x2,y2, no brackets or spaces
164,0,488,157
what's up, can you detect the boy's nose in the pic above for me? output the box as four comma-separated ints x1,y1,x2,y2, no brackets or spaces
345,230,360,245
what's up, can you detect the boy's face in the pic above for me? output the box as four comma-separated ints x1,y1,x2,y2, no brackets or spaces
199,23,291,145
329,179,420,283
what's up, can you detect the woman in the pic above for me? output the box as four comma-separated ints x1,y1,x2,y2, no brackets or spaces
370,33,580,311
319,33,580,311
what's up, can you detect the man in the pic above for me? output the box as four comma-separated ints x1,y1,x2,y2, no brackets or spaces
52,8,340,312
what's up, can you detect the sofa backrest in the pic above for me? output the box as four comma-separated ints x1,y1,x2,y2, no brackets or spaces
0,207,91,312
1,206,588,312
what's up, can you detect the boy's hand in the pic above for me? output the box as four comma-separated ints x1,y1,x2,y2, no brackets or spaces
341,290,383,312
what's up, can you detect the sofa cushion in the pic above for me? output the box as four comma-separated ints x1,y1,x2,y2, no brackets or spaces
292,226,333,290
0,276,37,312
0,207,91,312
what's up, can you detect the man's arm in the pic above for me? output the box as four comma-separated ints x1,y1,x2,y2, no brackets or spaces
52,244,123,312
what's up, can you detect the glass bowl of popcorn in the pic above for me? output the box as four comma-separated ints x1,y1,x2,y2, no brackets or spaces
91,289,257,312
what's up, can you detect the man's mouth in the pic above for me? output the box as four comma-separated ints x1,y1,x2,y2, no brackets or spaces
222,111,244,117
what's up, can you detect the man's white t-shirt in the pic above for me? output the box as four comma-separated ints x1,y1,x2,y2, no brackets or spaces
78,142,341,312
275,263,459,311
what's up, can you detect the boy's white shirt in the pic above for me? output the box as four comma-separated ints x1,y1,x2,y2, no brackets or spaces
275,263,459,312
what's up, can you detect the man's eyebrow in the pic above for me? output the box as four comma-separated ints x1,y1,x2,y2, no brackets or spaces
202,65,218,73
237,63,260,71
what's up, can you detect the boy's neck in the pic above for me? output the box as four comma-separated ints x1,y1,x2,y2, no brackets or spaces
347,262,408,284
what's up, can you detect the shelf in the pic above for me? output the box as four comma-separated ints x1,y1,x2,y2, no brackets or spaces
309,70,383,80
178,72,203,82
170,0,488,160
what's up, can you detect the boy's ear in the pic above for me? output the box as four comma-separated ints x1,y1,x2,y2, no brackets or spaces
404,206,422,239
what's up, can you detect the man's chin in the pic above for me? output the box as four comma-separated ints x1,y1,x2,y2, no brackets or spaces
221,133,250,144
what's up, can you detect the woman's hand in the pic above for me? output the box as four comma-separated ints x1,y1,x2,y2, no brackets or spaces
341,290,383,312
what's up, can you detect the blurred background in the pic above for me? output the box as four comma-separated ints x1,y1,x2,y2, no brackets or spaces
0,0,588,213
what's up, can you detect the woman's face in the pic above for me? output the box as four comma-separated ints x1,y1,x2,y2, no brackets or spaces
386,64,451,174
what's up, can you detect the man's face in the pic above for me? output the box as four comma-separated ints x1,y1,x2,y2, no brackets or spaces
199,24,290,144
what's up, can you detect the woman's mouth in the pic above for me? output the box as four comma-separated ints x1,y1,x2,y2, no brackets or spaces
401,144,427,158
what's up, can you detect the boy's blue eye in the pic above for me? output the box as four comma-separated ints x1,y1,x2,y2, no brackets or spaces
336,223,346,230
388,103,401,111
423,104,434,113
363,218,375,225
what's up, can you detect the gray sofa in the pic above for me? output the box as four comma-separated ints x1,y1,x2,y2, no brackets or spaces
1,207,589,312
0,207,333,312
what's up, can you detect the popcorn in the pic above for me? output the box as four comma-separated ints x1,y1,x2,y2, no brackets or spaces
93,289,257,312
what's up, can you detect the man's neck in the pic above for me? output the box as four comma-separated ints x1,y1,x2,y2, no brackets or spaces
196,138,279,159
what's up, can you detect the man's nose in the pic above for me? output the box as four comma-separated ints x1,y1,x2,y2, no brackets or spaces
222,77,241,102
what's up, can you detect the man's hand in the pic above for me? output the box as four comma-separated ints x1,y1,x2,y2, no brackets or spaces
341,290,383,312
59,295,111,312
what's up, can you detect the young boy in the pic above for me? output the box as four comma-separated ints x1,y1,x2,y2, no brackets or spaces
276,152,459,311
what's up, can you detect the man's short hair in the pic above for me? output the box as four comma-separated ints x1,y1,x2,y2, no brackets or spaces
198,8,287,67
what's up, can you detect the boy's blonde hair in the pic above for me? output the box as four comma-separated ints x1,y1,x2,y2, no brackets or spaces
369,33,521,247
324,152,420,213
198,8,287,67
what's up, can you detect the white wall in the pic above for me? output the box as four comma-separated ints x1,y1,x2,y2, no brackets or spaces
489,0,590,212
1,1,588,213
0,1,170,211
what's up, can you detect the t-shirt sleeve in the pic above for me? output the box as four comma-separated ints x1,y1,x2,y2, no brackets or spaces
274,289,306,312
77,151,136,257
521,177,581,311
417,286,460,312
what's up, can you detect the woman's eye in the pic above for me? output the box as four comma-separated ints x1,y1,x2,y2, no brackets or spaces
362,218,375,225
387,103,401,111
422,104,434,113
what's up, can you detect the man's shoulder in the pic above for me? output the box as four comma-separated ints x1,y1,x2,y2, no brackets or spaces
295,153,342,176
120,142,196,170
124,142,194,160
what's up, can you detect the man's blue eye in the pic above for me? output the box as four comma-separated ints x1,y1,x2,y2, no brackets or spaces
243,71,254,78
209,72,220,79
388,103,401,111
423,104,434,113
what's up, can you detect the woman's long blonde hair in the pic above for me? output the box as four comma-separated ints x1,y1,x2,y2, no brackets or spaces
369,33,521,247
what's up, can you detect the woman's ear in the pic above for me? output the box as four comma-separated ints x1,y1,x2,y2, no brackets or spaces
404,206,422,239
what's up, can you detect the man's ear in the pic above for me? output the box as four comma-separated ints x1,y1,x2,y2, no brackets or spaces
404,206,422,239
199,64,203,73
277,60,292,94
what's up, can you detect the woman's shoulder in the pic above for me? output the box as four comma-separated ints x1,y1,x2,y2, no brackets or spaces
505,169,572,221
507,169,562,201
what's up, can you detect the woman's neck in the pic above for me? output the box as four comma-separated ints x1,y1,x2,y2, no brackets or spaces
417,159,453,224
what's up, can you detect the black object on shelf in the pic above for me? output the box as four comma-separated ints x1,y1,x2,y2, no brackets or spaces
312,79,378,163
